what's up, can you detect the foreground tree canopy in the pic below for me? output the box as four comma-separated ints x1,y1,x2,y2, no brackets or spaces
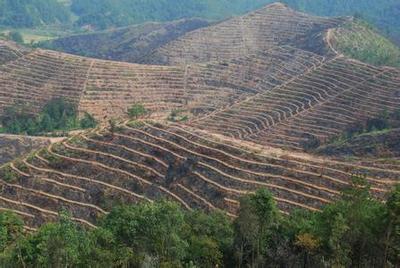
0,177,398,267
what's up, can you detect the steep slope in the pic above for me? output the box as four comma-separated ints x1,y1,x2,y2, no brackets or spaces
1,3,400,230
189,57,400,151
0,40,31,65
140,3,345,65
330,20,400,67
41,19,210,63
0,44,330,122
0,134,54,165
283,0,400,46
317,128,400,158
0,120,397,229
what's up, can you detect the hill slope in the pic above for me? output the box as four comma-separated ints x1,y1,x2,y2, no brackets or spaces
0,3,399,230
140,3,345,65
331,20,400,67
0,0,70,28
41,19,209,63
0,134,53,165
0,120,397,229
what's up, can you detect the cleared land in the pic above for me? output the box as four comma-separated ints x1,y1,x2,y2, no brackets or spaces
0,3,399,229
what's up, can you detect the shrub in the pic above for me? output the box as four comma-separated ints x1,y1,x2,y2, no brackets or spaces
8,31,24,43
1,166,17,183
80,112,97,129
128,103,147,119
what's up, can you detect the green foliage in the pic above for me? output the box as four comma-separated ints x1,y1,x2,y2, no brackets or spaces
184,210,234,266
0,211,24,252
0,98,97,136
8,31,23,43
327,109,400,146
233,189,281,266
0,166,17,183
333,20,400,67
283,0,400,45
79,112,97,129
70,0,272,29
101,201,188,264
0,182,398,267
168,109,189,122
127,120,145,129
127,103,147,119
0,0,71,28
1,0,400,46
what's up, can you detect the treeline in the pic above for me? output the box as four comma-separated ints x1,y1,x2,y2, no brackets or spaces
0,98,97,135
70,0,270,29
0,0,70,28
1,0,399,45
0,177,398,267
281,0,400,45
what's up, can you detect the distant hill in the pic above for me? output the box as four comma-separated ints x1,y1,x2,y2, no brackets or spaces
41,19,209,62
331,20,400,67
69,0,272,29
0,0,70,28
283,0,400,46
0,2,400,234
1,0,399,46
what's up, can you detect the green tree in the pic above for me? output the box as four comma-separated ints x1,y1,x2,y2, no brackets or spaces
101,201,188,266
234,189,280,267
80,112,97,129
315,176,387,267
127,103,147,119
385,184,400,266
8,31,24,44
11,213,91,267
184,210,234,266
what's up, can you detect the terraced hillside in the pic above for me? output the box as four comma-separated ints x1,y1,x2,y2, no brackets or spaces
317,128,400,158
189,57,400,151
141,3,346,65
0,40,31,65
0,3,399,230
0,134,56,165
0,120,398,229
0,3,350,121
42,19,210,63
0,44,332,121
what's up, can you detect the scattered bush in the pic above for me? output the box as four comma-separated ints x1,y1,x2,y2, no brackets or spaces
127,103,147,119
0,166,17,183
168,109,189,122
8,31,24,44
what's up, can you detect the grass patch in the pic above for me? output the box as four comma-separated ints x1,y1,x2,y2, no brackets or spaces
333,20,400,67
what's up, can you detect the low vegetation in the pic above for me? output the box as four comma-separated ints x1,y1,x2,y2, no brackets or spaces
167,109,189,122
329,110,400,145
127,103,148,119
333,20,400,67
0,178,398,267
0,98,97,136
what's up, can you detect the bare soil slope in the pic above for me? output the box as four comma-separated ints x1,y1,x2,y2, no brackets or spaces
0,3,399,229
